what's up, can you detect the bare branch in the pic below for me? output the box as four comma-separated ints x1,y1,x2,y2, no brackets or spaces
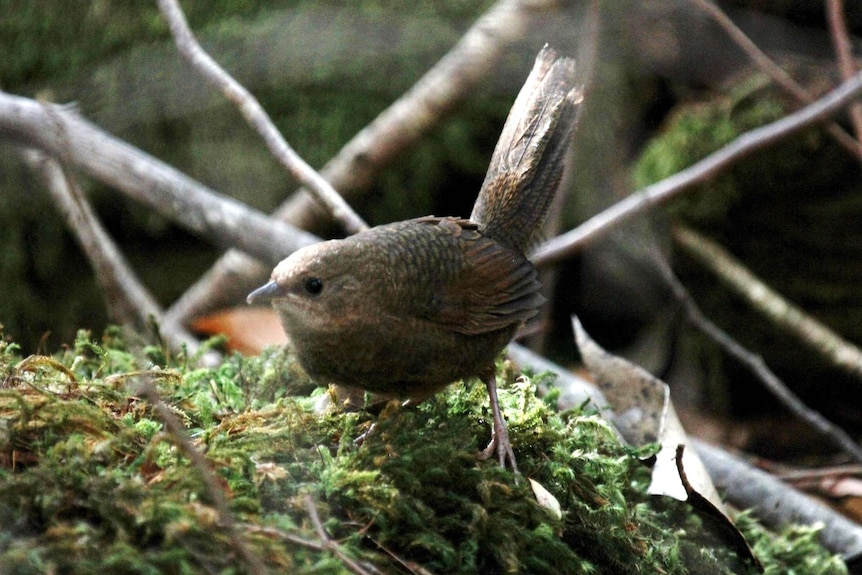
826,0,862,153
157,0,367,236
0,92,320,267
22,149,200,350
688,0,862,160
165,0,564,326
134,377,270,575
653,247,862,462
507,342,619,432
531,67,862,266
673,225,862,382
694,439,862,560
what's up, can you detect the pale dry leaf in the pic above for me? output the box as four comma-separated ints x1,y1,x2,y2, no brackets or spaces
529,478,563,520
572,316,722,507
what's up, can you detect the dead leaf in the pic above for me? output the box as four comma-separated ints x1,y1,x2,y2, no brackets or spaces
192,307,286,355
573,316,762,570
572,318,718,498
529,478,563,520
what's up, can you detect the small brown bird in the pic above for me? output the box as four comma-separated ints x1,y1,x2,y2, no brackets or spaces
248,47,581,473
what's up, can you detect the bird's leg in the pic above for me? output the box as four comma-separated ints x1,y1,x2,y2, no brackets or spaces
477,368,519,475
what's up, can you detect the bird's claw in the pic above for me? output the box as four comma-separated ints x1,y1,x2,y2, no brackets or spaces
476,381,520,478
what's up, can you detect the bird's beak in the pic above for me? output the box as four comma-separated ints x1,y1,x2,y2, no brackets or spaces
247,281,282,304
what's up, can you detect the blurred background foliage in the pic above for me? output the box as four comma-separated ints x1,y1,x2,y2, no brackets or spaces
1,0,509,350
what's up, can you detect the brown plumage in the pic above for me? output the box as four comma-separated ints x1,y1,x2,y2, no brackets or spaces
248,47,582,473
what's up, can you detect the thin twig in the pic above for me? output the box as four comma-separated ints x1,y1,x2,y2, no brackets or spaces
688,0,862,159
157,0,367,236
164,0,562,326
134,378,269,575
302,494,375,575
370,537,437,575
673,225,862,383
653,247,862,462
244,521,382,575
826,0,862,153
773,463,862,482
531,66,862,266
0,92,320,267
240,523,326,552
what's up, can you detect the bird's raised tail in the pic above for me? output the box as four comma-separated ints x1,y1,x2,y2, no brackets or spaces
470,46,582,255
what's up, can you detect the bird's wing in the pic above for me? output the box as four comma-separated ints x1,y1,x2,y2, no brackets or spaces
422,218,544,336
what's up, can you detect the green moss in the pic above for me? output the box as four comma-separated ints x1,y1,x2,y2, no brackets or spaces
632,74,790,225
736,512,848,575
0,327,847,573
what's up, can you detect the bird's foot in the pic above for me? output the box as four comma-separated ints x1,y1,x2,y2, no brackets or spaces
477,418,519,476
477,369,520,477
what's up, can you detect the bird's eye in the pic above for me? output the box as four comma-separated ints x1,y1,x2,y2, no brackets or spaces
303,277,324,295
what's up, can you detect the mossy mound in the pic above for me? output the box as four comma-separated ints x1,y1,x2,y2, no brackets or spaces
0,327,847,574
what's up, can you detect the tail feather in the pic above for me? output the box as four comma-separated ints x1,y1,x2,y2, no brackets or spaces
470,46,582,254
